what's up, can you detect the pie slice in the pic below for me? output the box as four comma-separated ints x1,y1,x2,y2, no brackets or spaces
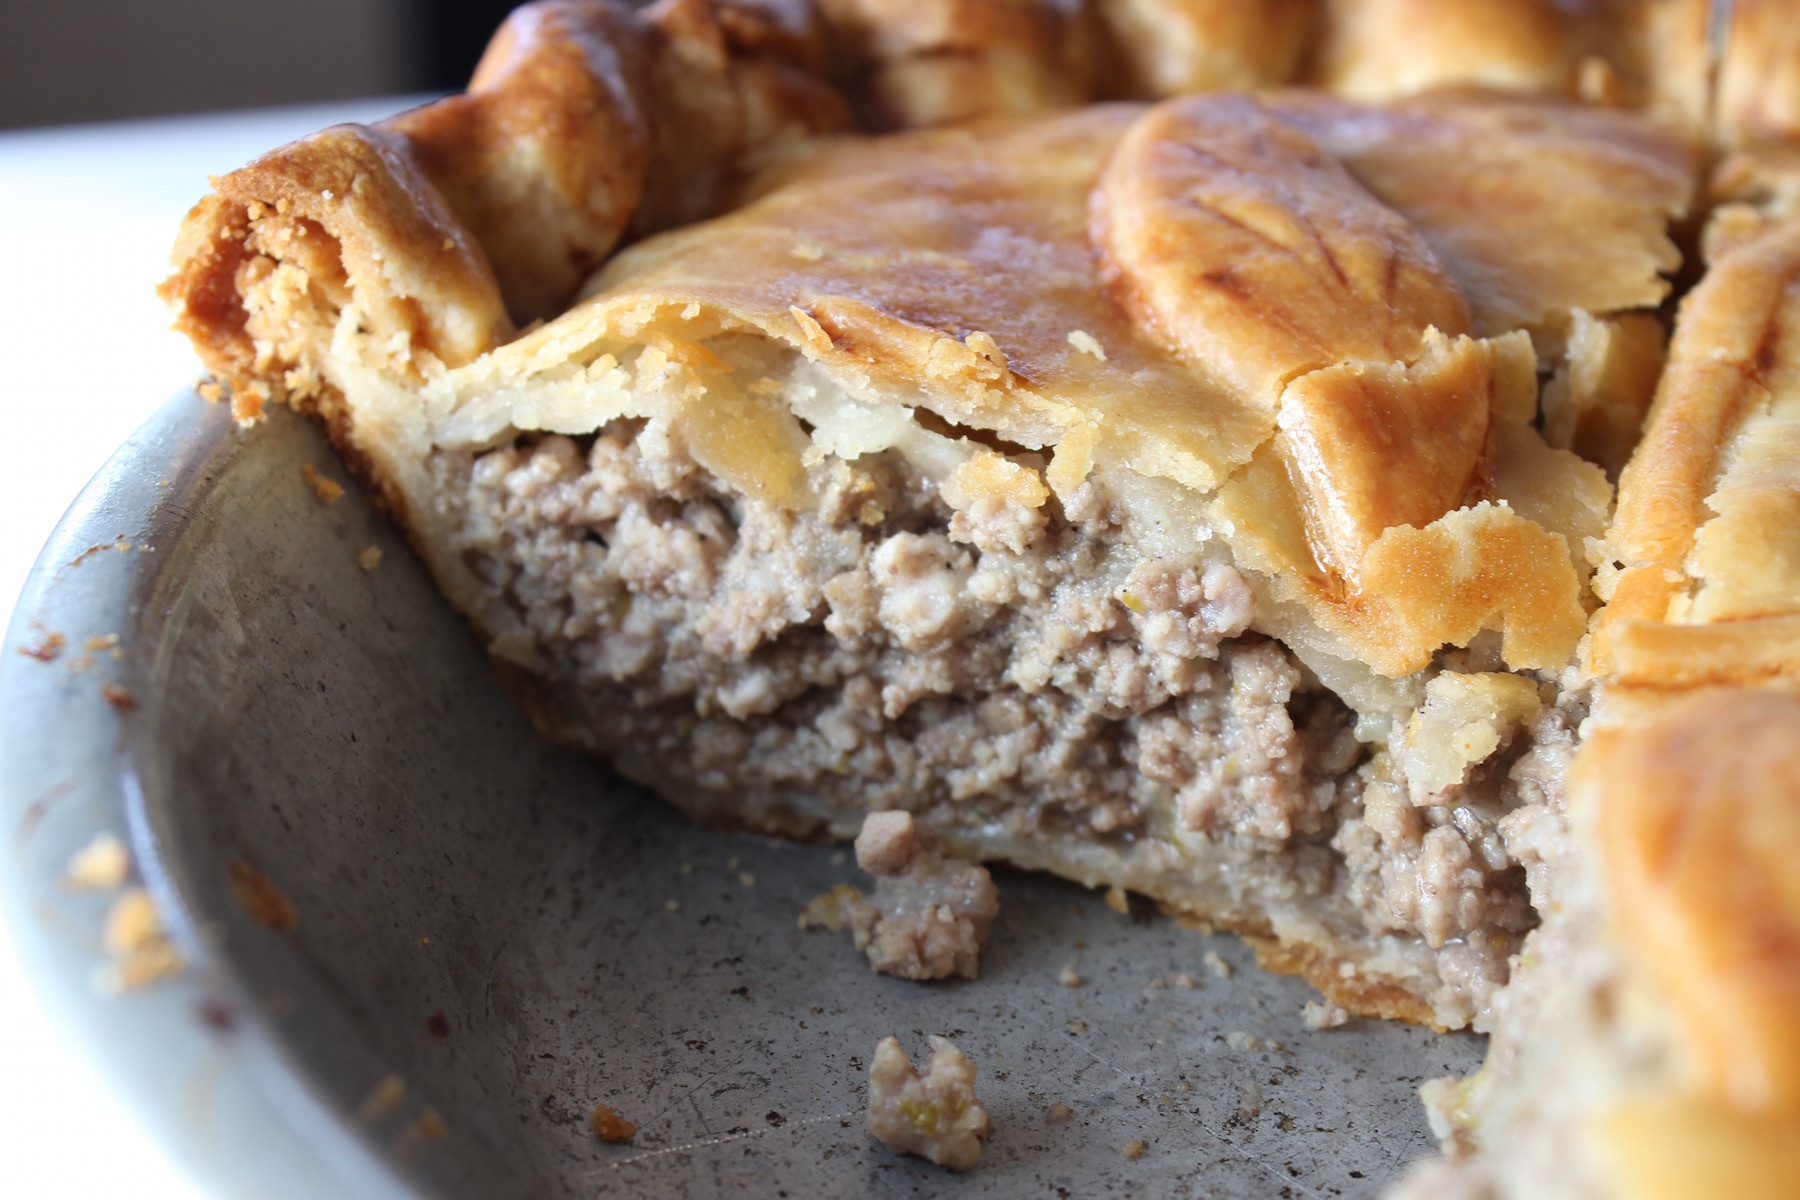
158,0,1800,1194
162,0,1697,1036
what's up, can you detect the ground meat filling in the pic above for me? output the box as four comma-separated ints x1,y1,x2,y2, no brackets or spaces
440,415,1558,1018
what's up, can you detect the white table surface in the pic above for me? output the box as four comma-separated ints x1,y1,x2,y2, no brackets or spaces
0,97,426,1200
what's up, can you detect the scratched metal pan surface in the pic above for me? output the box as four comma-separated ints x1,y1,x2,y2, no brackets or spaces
0,390,1481,1199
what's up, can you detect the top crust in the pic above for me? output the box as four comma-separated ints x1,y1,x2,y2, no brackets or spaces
162,3,1701,688
1594,210,1800,688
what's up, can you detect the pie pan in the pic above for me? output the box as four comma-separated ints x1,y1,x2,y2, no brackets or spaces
0,388,1480,1198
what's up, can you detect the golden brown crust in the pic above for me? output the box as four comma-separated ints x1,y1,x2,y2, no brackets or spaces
1311,0,1606,103
1716,0,1800,149
815,0,1092,129
387,1,653,322
1270,89,1694,336
1587,688,1800,1111
1592,213,1800,680
1308,0,1713,128
1090,0,1318,98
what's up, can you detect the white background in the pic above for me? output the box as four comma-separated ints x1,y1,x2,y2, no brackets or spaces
0,98,417,1200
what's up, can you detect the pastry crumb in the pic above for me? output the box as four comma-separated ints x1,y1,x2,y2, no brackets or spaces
1239,1083,1263,1120
1045,1102,1075,1123
664,899,679,912
1171,972,1197,990
227,860,298,932
1104,885,1129,913
1067,329,1107,360
866,1035,992,1171
1225,1030,1270,1053
417,1107,446,1140
231,388,264,426
1058,963,1082,987
357,1073,407,1121
1123,1138,1147,1160
590,1103,637,1143
1204,951,1232,979
302,464,345,504
95,888,183,992
1303,999,1351,1030
1067,1019,1088,1033
83,633,120,652
67,832,131,889
18,630,65,662
357,545,383,571
798,883,864,931
738,871,756,888
790,242,826,261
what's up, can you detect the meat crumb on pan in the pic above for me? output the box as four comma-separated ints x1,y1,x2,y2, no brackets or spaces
589,1104,637,1143
866,1035,992,1171
1302,999,1351,1030
800,811,999,980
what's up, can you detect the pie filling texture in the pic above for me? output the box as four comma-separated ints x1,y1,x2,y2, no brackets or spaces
161,1,1800,1195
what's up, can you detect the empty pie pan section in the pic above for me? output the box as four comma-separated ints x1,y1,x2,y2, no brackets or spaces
0,388,1482,1199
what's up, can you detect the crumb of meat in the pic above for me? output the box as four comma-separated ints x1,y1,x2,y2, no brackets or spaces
95,888,183,992
66,832,130,889
1302,1000,1351,1030
1045,1102,1075,1123
825,811,1000,980
100,684,135,710
227,859,298,932
1204,951,1232,979
357,545,383,571
1171,972,1196,990
18,630,66,662
590,1104,638,1143
1104,885,1129,914
1059,963,1082,987
866,1035,992,1171
1123,1138,1147,1159
302,463,345,504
